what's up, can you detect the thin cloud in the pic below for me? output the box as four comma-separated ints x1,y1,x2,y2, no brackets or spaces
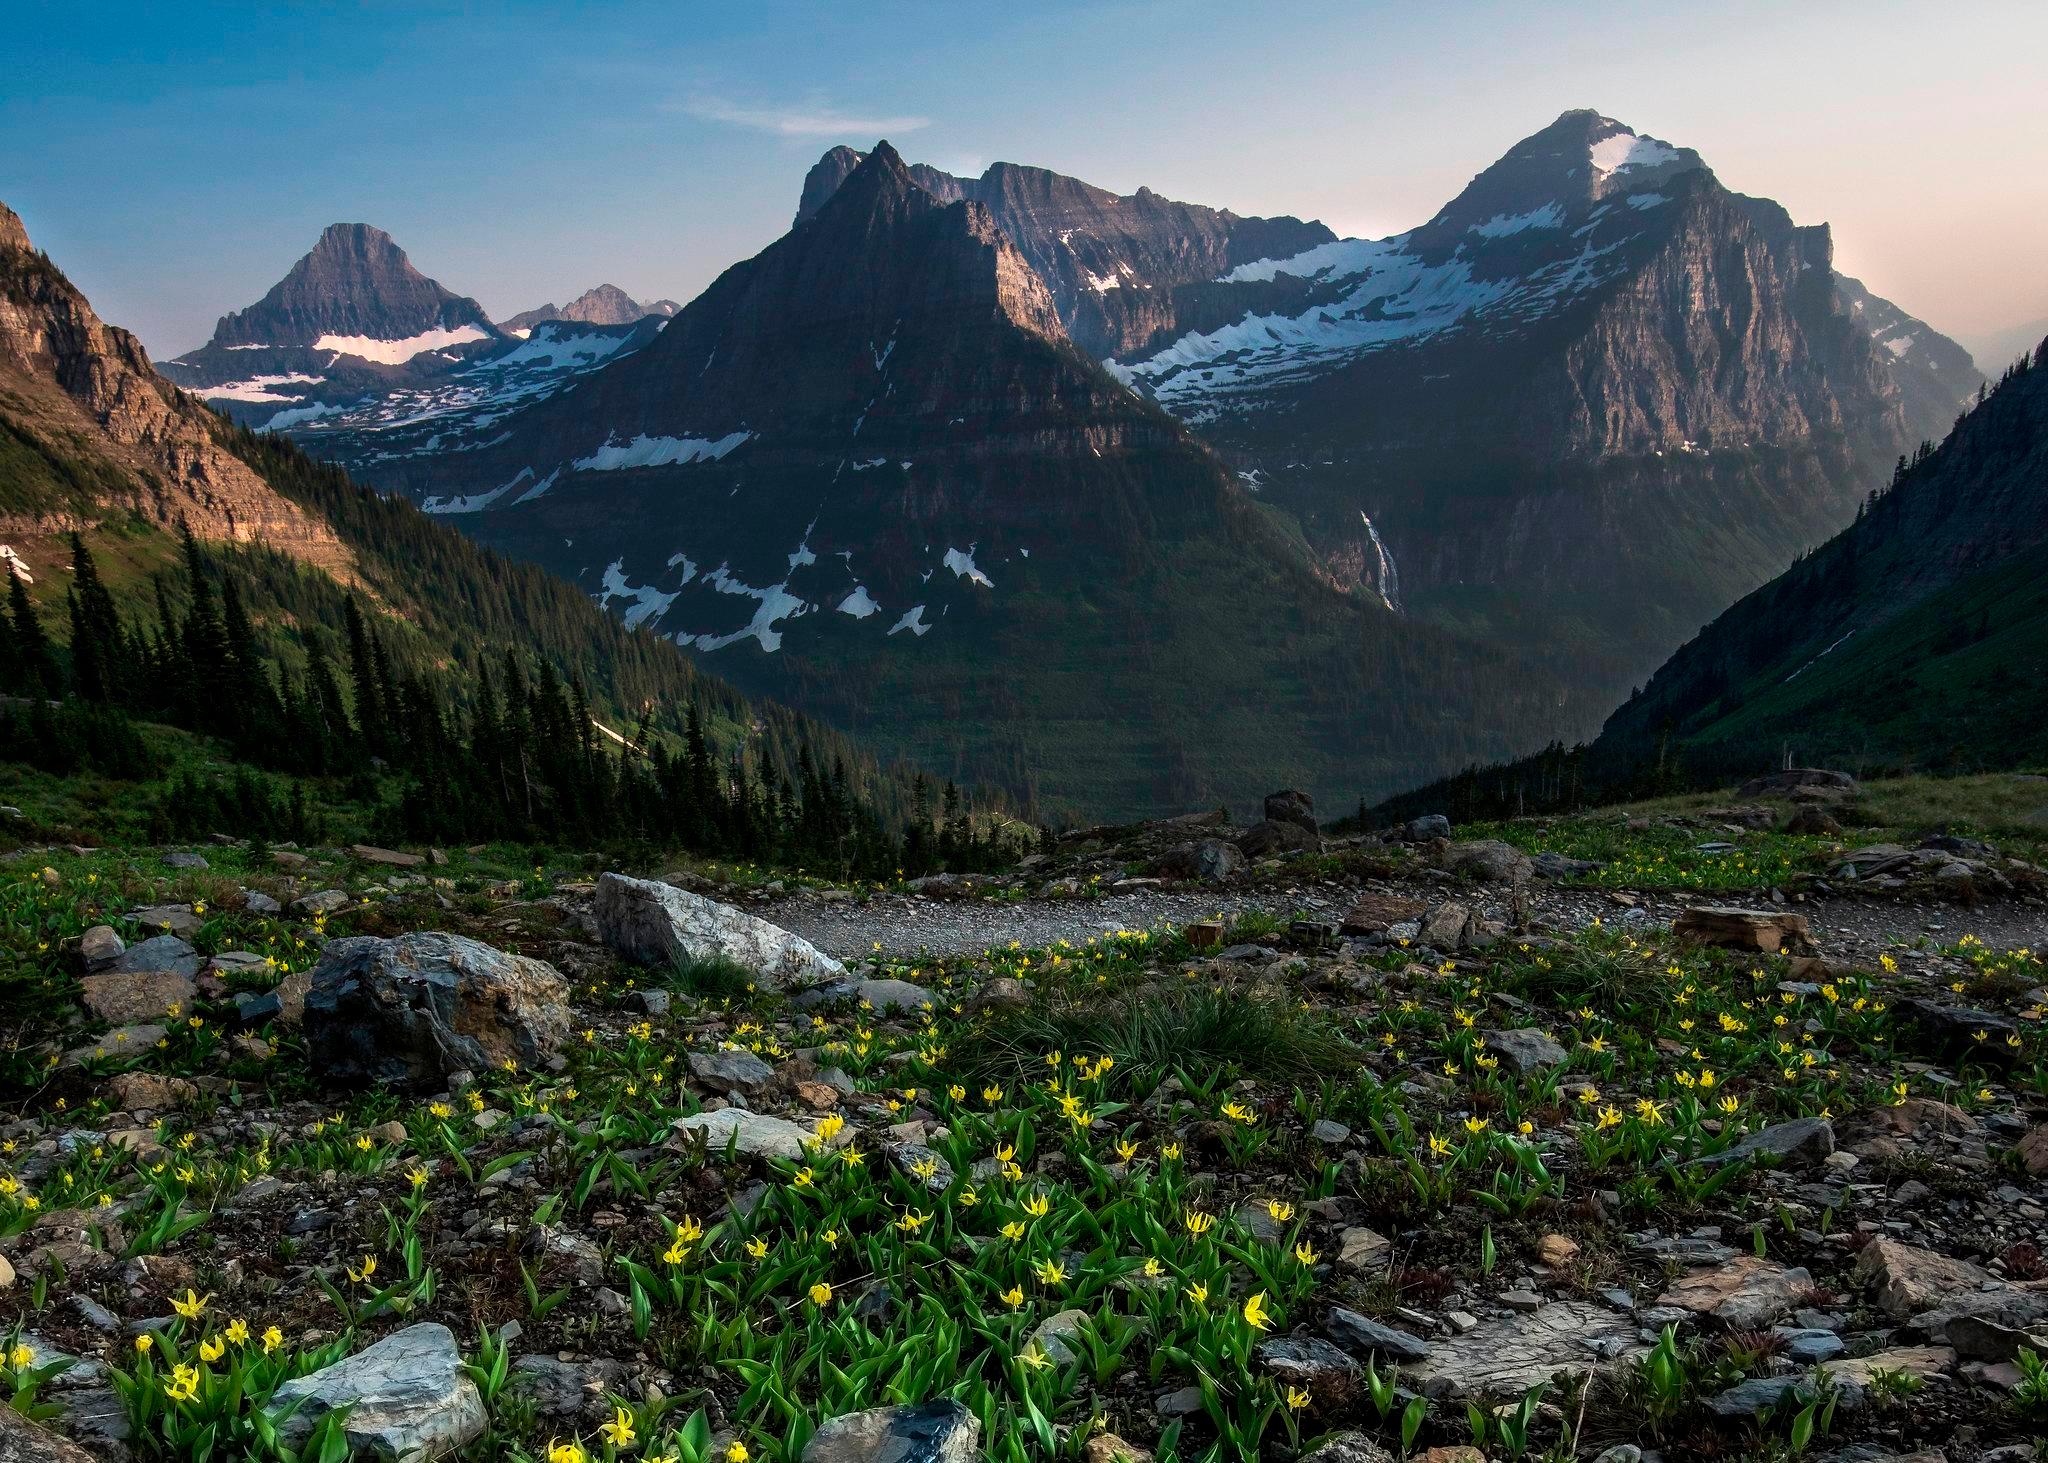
680,97,930,139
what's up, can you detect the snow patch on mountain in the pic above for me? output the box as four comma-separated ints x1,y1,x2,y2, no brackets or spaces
572,431,752,471
491,329,636,372
1588,131,1678,175
598,559,680,630
312,325,491,364
196,373,325,403
838,585,880,618
1469,204,1564,238
1220,238,1387,284
942,545,993,588
888,604,931,637
261,400,345,430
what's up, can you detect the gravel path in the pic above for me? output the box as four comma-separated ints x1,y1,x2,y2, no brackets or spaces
757,875,2048,961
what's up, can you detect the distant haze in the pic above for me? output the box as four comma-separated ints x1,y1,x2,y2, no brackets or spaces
5,0,2044,360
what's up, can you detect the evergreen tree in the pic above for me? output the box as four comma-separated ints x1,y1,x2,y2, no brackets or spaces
7,569,59,696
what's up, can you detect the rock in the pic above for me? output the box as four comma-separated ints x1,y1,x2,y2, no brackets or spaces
2017,1124,2048,1176
1657,1257,1812,1329
1084,1435,1155,1463
1737,769,1858,800
1782,805,1842,837
1672,906,1816,955
62,1023,166,1068
1690,1116,1834,1168
1538,1234,1580,1268
1441,839,1534,884
1185,918,1225,950
1150,839,1245,883
1336,1228,1393,1273
1894,997,2022,1067
106,1071,198,1112
79,924,124,971
1339,894,1428,936
269,1322,485,1459
303,932,570,1090
594,872,843,987
1854,1237,1995,1319
1154,1387,1204,1417
1398,815,1451,843
293,889,350,916
1418,901,1474,951
1484,1027,1568,1075
688,1047,776,1096
1255,1335,1359,1398
890,1144,954,1192
351,843,425,867
1264,789,1319,837
802,1401,980,1463
1400,1302,1641,1399
81,939,200,1023
162,850,209,870
0,1254,12,1290
510,1355,621,1419
241,890,282,915
1776,1327,1845,1363
1300,1436,1396,1463
0,1400,99,1462
1237,819,1319,857
673,1108,821,1162
856,978,934,1013
1311,1119,1352,1144
1532,851,1602,880
964,976,1032,1012
1027,1309,1090,1367
1325,1307,1430,1362
1709,1372,1860,1418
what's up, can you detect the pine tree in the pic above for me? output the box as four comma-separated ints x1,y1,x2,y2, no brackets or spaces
7,569,59,696
66,533,125,703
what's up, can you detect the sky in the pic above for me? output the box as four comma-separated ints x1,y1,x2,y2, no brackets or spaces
5,0,2044,362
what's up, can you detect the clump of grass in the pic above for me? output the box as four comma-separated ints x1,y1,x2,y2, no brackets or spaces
955,979,1356,1083
661,951,756,998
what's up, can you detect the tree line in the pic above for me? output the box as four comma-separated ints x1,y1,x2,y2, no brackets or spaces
1,529,1015,877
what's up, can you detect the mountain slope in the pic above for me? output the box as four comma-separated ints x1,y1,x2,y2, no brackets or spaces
500,284,681,334
1594,337,2048,778
344,144,1575,817
796,146,1335,358
0,197,965,831
1102,111,1978,703
0,202,350,574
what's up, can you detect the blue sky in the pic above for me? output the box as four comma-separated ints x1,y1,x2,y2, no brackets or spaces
6,0,2044,359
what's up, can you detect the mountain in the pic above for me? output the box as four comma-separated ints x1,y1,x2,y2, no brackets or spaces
1965,315,2048,375
157,223,505,425
338,143,1573,817
1833,272,1984,440
0,202,350,572
1592,336,2048,780
1096,111,1982,702
158,231,674,476
795,146,1335,358
0,197,967,836
499,284,681,335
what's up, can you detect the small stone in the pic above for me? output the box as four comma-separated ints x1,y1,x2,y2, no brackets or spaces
688,1047,777,1096
79,924,124,971
1484,1028,1568,1074
1854,1237,1995,1319
1027,1309,1090,1367
800,1401,980,1462
269,1323,484,1458
1657,1257,1812,1330
1311,1119,1352,1144
1537,1234,1580,1268
1186,918,1225,950
1084,1435,1154,1463
672,1108,823,1161
1337,1227,1392,1272
1325,1306,1430,1361
293,889,350,915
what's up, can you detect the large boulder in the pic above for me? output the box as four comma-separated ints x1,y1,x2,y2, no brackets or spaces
803,1401,981,1463
1737,768,1857,800
80,934,200,1023
1854,1237,1996,1319
0,1402,98,1463
304,932,569,1089
269,1323,484,1459
594,872,843,987
1438,839,1534,884
1148,839,1246,883
1237,819,1320,858
1263,789,1319,837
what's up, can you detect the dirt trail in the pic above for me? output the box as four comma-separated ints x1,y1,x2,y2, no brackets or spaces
757,875,2048,961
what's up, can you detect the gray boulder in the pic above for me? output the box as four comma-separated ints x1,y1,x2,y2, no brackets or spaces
594,872,843,987
803,1401,981,1463
269,1323,485,1459
1441,839,1535,884
1483,1027,1569,1075
1263,789,1319,837
1237,819,1319,857
79,925,124,971
687,1047,777,1097
304,932,569,1090
1149,839,1246,883
1398,814,1451,843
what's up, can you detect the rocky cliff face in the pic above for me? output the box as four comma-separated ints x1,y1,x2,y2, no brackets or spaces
0,200,351,572
796,148,1334,358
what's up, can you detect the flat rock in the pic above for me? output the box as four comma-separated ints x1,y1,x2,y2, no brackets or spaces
1854,1237,1994,1319
1441,839,1533,884
1672,906,1816,955
802,1400,981,1463
855,977,935,1013
673,1107,820,1162
1400,1301,1641,1399
1340,894,1428,936
351,843,425,867
1337,1228,1393,1272
1657,1256,1812,1329
1325,1306,1430,1362
0,1401,97,1462
688,1047,777,1096
1484,1027,1568,1074
1300,1436,1396,1463
594,872,843,987
81,957,197,1025
293,889,351,915
1255,1335,1359,1398
269,1322,484,1460
1691,1117,1834,1168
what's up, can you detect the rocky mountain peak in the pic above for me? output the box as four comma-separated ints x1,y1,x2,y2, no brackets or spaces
0,201,30,254
1420,110,1706,241
794,145,868,225
207,222,495,351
